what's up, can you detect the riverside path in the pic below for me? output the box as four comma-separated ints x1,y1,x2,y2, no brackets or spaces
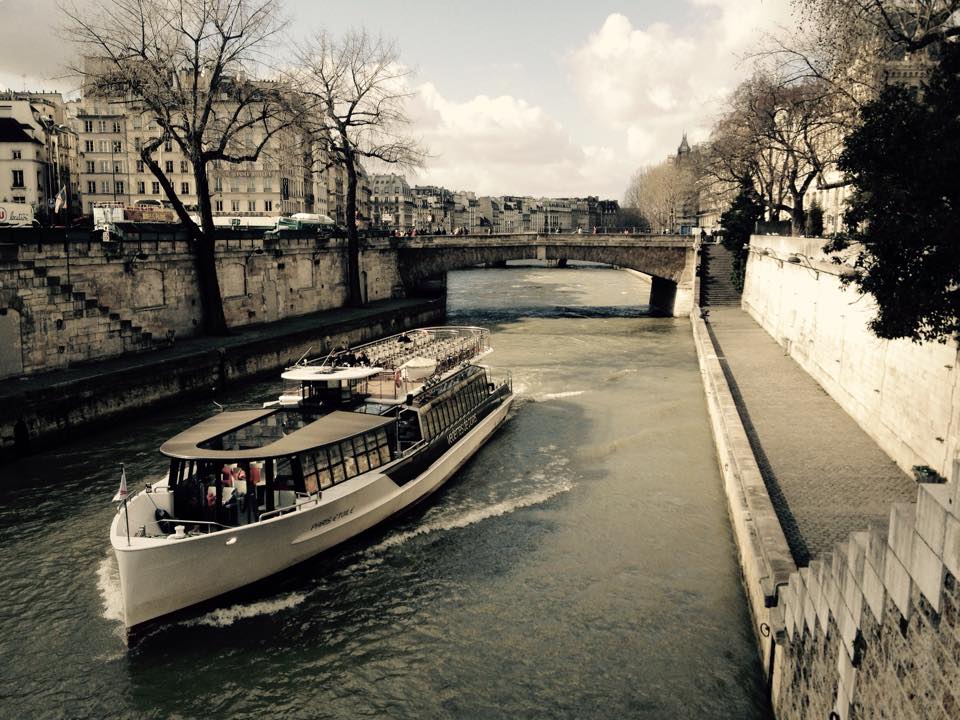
704,307,918,566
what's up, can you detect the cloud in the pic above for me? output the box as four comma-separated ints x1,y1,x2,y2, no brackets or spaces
407,82,633,198
567,1,793,167
408,1,794,199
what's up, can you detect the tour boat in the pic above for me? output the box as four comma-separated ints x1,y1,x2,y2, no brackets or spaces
109,327,513,637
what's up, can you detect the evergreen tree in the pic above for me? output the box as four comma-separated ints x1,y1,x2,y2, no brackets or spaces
827,43,960,342
805,200,824,237
719,181,765,293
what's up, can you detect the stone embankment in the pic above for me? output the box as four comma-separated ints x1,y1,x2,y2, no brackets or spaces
0,227,406,379
775,476,960,719
694,235,960,719
0,297,443,461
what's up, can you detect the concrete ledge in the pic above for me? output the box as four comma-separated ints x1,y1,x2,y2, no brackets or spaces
691,314,797,676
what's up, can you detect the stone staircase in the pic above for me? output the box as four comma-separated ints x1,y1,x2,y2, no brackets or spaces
699,243,741,307
13,261,156,372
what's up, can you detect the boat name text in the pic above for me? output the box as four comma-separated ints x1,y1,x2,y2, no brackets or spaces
447,413,478,445
310,507,354,531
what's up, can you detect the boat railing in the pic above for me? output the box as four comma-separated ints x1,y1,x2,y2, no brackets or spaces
133,517,233,538
398,439,427,458
493,369,513,394
258,505,298,521
257,491,319,521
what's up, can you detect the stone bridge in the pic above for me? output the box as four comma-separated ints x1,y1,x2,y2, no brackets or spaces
364,233,699,316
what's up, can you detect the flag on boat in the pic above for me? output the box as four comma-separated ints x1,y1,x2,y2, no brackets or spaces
112,465,128,502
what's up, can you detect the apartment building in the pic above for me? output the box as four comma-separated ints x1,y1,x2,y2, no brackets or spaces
72,58,328,220
73,98,316,218
0,92,78,221
371,172,415,230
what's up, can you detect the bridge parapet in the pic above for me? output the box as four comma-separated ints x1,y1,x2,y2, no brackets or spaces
364,232,697,251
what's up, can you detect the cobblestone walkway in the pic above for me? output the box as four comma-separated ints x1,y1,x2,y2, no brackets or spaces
705,307,917,566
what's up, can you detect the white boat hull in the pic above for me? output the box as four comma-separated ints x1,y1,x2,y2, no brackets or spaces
112,396,513,630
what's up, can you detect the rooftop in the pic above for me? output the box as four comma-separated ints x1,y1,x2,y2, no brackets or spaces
0,117,42,145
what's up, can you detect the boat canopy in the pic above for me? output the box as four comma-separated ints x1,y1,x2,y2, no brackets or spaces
280,366,384,382
160,409,394,461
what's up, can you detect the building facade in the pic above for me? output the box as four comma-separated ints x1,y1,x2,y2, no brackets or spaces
0,92,78,222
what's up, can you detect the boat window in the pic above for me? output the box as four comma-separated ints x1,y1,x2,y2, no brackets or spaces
275,457,295,491
318,467,333,489
375,428,388,447
332,462,345,483
344,455,357,478
357,450,369,473
352,435,367,456
300,447,326,494
341,440,358,478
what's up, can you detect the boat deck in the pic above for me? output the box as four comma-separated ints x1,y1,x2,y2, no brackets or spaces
309,327,492,403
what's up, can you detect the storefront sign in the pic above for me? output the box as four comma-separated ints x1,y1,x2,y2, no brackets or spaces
0,204,34,225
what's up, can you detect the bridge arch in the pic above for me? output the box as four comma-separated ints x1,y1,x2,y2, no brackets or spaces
368,233,698,316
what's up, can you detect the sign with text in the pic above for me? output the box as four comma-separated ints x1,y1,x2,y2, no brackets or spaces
0,204,35,225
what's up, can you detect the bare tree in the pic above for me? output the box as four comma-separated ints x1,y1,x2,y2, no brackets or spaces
794,0,960,55
64,0,292,334
624,160,695,234
297,30,425,307
704,71,844,234
756,0,956,112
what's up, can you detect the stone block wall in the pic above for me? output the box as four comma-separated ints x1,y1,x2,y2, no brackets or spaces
741,235,960,480
0,230,404,378
772,468,960,719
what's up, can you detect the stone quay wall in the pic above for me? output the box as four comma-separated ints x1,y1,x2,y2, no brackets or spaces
692,315,796,679
741,235,960,480
0,228,405,379
772,472,960,720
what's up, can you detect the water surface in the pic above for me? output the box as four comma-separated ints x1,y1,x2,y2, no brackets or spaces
0,265,771,719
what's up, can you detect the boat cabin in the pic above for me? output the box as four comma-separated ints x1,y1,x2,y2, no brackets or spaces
277,366,384,407
159,409,397,531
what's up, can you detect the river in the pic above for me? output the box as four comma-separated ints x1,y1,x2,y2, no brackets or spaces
0,264,771,719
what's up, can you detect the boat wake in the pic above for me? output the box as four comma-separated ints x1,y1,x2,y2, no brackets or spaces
96,553,124,625
367,479,574,554
534,390,585,401
184,592,310,628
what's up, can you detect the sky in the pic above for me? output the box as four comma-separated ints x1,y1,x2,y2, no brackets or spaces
0,0,794,200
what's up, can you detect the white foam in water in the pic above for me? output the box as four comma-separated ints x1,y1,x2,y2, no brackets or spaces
534,390,585,401
368,480,574,554
97,554,125,624
185,591,309,628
